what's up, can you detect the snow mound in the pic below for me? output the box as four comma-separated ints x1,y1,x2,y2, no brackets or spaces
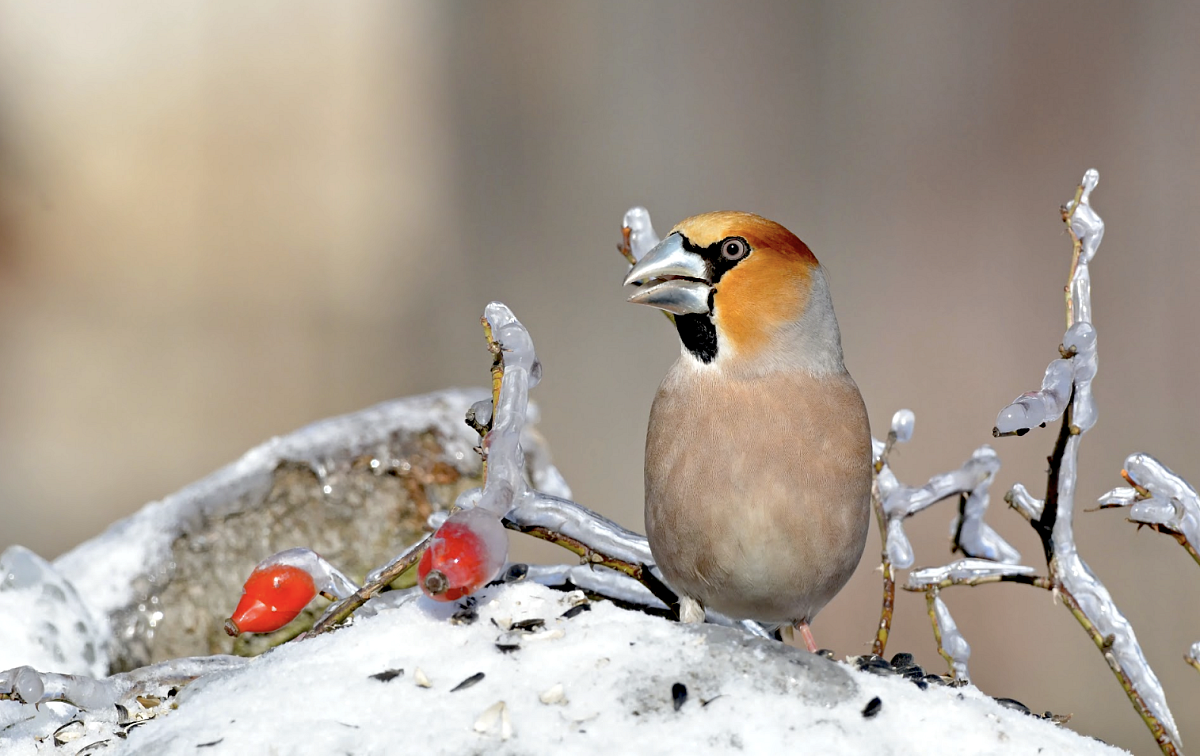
2,582,1123,755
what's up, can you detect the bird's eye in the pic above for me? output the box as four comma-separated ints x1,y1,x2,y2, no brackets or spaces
720,238,749,261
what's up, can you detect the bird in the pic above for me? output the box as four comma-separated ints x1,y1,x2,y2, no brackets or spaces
623,211,872,652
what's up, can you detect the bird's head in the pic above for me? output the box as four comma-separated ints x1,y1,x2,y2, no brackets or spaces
623,211,845,375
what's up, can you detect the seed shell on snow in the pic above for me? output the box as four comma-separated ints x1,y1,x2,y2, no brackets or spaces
671,682,688,711
52,720,85,746
560,590,588,607
560,603,591,620
369,668,404,683
862,697,883,719
451,672,486,692
474,700,512,740
413,668,432,688
539,683,567,705
523,627,565,642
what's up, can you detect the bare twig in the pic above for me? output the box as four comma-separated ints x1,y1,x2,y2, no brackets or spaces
871,430,897,656
305,535,430,637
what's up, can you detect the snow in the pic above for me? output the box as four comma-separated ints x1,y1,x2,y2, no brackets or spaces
0,546,108,679
1,581,1126,755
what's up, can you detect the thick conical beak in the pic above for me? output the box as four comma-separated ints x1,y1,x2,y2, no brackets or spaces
622,233,711,315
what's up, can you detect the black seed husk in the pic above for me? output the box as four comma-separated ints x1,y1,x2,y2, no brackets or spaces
862,697,883,718
994,697,1032,715
451,672,486,692
560,603,591,619
672,682,688,711
369,668,404,682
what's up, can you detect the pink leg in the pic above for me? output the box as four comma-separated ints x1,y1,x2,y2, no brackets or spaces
795,621,818,653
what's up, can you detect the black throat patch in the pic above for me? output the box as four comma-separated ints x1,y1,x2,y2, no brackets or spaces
674,313,717,363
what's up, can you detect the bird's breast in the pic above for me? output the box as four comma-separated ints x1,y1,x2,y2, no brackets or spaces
643,360,872,623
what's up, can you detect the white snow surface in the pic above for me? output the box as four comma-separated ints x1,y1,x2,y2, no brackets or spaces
2,582,1124,755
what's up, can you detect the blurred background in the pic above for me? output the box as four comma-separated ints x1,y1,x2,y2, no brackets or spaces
2,1,1198,750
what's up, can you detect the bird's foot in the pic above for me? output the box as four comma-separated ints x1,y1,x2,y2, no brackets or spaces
794,621,819,653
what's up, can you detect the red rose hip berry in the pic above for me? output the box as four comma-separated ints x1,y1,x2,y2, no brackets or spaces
418,508,508,601
225,563,318,636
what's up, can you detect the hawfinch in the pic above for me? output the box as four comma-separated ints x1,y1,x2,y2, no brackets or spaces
623,211,871,651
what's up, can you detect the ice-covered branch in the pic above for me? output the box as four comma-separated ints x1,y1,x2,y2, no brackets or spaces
982,171,1179,753
868,410,1021,656
1005,483,1044,522
1097,453,1200,566
925,589,970,680
876,425,1019,569
905,559,1046,591
1,656,246,710
621,207,660,263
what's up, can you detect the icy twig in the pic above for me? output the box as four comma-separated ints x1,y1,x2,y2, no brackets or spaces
0,656,246,710
1005,483,1044,522
503,498,677,613
1096,454,1200,567
869,410,1020,655
474,303,539,518
619,208,673,324
311,303,537,632
1187,643,1200,676
621,207,660,264
904,559,1048,592
869,409,911,656
982,171,1178,754
305,535,429,637
924,589,970,680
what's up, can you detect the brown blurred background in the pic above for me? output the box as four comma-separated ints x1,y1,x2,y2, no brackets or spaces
1,1,1198,751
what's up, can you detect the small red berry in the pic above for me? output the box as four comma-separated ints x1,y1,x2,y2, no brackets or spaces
418,509,508,602
225,563,317,636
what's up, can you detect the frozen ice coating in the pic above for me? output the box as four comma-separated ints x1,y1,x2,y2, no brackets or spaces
526,564,668,610
1106,453,1200,554
877,445,1019,566
0,546,108,678
1051,437,1178,745
885,519,914,568
1097,487,1139,508
950,448,1021,565
255,548,359,600
891,409,915,444
994,359,1073,435
510,492,654,566
478,303,537,519
932,595,971,680
1063,322,1099,432
467,399,493,428
622,206,660,262
907,559,1036,590
1006,483,1045,521
1067,169,1104,326
1,655,246,712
